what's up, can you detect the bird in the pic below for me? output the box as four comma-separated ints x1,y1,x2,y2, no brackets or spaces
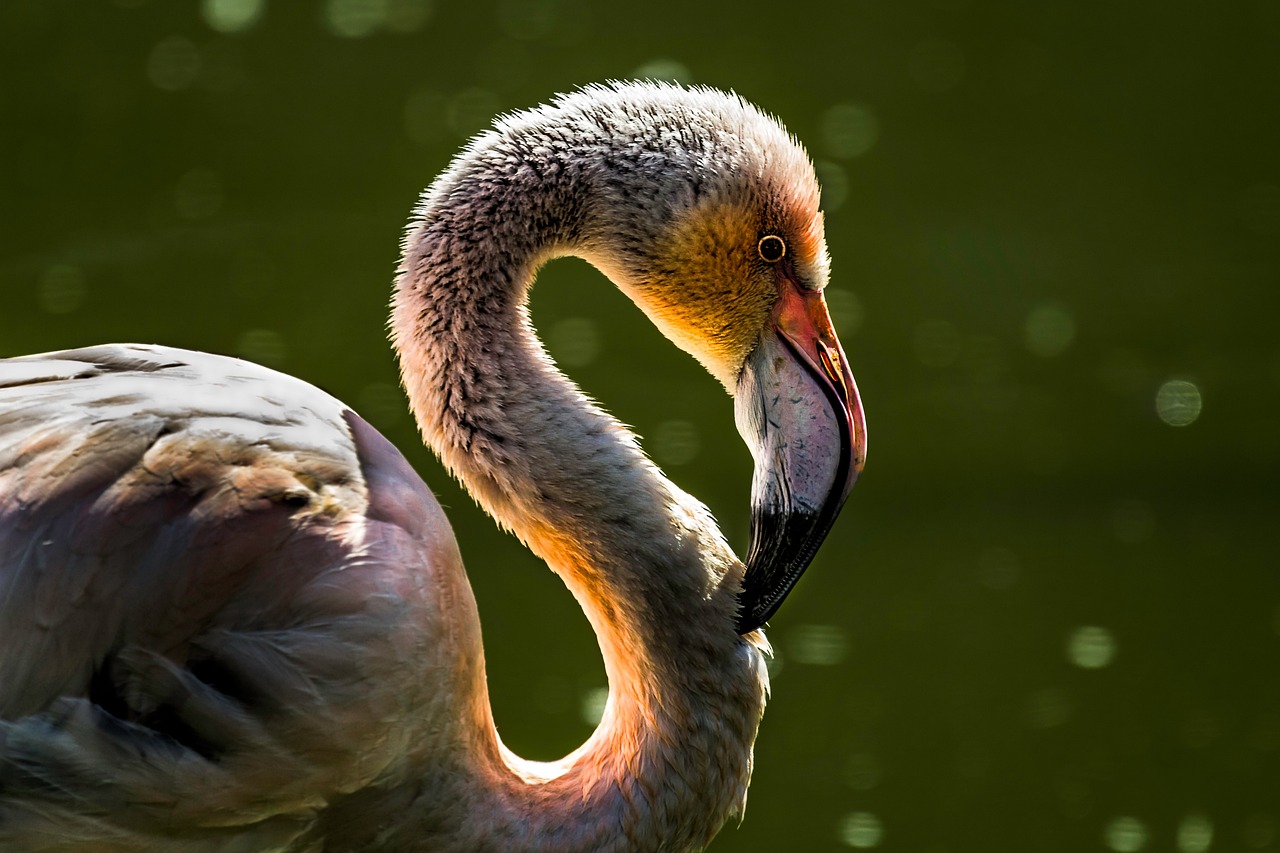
0,82,866,852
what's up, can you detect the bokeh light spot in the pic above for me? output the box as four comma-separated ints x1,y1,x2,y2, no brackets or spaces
357,382,406,429
839,811,883,848
38,265,87,314
789,624,848,666
236,329,286,367
632,57,691,84
1111,499,1156,544
580,685,607,726
824,287,863,335
651,420,700,467
148,37,201,91
174,168,224,219
965,334,1008,386
914,318,962,367
1067,626,1116,669
1156,379,1202,427
532,675,570,714
447,87,501,138
1025,687,1074,728
822,103,879,159
1242,813,1277,849
764,647,784,680
1181,707,1221,749
1024,302,1075,357
201,0,265,34
977,546,1019,590
547,317,599,367
403,86,447,144
1177,813,1214,853
323,0,386,38
845,753,881,791
814,160,849,213
1105,816,1149,852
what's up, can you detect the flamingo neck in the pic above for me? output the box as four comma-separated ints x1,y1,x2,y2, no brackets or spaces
388,128,769,852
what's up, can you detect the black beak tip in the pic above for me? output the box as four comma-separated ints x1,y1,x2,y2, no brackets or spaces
732,327,863,638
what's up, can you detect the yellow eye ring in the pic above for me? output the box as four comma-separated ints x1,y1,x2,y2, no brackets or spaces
757,235,786,263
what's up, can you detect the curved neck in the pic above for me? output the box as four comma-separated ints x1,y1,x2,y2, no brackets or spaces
388,132,768,851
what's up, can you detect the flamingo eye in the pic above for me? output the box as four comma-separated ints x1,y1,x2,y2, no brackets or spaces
757,235,786,263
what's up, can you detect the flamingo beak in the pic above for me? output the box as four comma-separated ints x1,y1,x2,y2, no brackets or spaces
733,281,866,634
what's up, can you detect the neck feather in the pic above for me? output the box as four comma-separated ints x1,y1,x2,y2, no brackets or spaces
388,124,769,851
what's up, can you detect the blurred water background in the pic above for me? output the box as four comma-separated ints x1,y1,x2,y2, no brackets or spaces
1,1,1278,850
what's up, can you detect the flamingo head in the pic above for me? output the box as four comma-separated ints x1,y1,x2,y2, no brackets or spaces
575,83,868,635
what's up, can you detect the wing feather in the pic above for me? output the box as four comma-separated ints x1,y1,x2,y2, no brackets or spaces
0,345,453,849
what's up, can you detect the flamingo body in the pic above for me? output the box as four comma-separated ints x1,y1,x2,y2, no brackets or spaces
0,345,464,849
0,83,865,851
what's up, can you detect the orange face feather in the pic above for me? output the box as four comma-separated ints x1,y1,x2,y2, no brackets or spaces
609,183,832,390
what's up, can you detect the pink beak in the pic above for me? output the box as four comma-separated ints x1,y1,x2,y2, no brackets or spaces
733,280,866,634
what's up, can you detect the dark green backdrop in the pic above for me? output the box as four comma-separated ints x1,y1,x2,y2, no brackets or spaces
2,1,1277,850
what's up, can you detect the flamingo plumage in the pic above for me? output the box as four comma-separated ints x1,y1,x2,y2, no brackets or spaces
0,82,866,852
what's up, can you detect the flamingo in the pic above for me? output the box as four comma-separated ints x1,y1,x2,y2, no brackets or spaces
0,82,866,852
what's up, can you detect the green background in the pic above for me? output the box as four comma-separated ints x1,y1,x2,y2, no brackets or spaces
2,1,1278,850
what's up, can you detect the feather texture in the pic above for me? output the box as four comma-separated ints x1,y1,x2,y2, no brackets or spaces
0,81,842,851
